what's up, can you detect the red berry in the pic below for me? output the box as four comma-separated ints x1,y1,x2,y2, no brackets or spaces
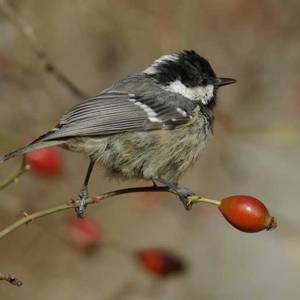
219,195,277,233
26,147,62,176
137,249,186,277
68,218,102,254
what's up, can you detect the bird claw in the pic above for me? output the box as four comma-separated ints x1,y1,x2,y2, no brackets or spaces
154,178,196,211
75,188,88,218
176,187,195,210
75,201,86,219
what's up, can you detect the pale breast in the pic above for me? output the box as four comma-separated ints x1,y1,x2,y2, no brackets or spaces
101,110,212,181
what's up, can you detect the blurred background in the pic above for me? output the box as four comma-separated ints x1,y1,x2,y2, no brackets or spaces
0,0,300,299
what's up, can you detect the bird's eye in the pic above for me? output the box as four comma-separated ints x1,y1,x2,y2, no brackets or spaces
201,78,208,85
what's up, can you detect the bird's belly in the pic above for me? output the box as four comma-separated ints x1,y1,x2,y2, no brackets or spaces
101,121,211,181
65,117,211,182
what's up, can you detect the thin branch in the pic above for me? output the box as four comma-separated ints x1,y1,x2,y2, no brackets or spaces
0,156,30,191
0,0,87,99
0,186,217,239
0,272,22,287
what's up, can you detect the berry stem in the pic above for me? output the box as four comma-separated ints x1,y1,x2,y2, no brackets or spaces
188,195,221,207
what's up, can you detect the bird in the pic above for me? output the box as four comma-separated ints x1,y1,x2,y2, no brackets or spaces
0,50,236,217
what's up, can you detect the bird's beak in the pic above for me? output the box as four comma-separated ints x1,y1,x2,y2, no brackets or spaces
214,77,237,87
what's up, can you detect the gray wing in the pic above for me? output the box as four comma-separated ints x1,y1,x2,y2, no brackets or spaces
40,91,197,141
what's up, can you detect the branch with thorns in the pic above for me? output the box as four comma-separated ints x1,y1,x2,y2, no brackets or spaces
0,185,216,240
0,272,22,287
0,156,30,191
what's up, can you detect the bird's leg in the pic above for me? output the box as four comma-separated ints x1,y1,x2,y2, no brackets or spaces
155,178,195,210
75,160,95,218
151,179,157,187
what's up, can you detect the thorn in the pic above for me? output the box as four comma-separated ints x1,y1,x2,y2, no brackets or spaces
7,274,23,287
23,211,33,224
0,273,22,287
70,198,76,204
91,196,100,203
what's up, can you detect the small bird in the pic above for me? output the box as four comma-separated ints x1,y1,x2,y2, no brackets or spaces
0,50,236,217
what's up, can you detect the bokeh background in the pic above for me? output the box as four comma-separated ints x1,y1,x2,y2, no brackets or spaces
1,0,300,299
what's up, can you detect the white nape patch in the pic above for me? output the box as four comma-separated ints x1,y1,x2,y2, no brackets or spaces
164,80,214,104
129,97,162,123
144,54,179,75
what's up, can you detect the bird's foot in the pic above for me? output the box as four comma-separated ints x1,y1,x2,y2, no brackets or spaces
155,178,195,210
151,179,158,187
174,187,195,210
75,187,88,218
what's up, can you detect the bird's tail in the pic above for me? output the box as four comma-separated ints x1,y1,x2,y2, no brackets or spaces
0,140,65,163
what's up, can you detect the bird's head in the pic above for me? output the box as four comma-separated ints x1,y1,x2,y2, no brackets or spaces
144,50,236,108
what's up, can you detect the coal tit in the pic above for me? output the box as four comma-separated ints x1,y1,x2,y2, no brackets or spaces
0,50,236,217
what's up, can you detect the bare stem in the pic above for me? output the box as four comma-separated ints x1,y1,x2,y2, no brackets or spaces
0,272,22,287
187,195,221,207
0,156,30,191
0,0,87,99
0,186,219,239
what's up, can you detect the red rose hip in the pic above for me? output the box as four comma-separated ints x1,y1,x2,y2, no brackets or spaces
68,218,102,254
219,195,277,233
26,147,62,176
137,248,186,277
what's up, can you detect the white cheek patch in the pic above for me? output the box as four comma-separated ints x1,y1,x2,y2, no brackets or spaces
163,80,214,104
199,85,214,104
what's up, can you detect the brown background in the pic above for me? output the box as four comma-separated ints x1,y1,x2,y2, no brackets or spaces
0,0,300,299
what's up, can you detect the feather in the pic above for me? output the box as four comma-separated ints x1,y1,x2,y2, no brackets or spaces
40,91,196,141
0,140,65,163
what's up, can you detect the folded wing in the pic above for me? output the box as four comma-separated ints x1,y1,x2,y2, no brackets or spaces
40,91,196,141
